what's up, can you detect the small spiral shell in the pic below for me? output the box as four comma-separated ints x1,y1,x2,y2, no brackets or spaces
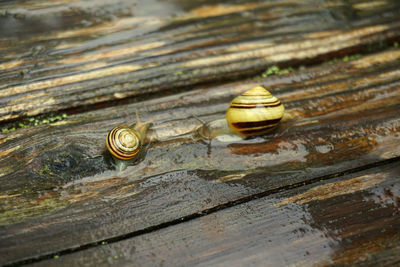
226,86,284,137
106,125,141,160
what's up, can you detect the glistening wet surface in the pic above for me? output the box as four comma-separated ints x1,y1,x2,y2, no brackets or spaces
1,0,400,265
32,163,400,266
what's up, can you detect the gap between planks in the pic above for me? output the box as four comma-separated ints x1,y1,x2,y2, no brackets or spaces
5,156,400,267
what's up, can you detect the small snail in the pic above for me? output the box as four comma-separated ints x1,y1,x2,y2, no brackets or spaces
106,114,150,172
198,86,284,140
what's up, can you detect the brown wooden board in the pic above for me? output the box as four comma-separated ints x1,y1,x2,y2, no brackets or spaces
1,0,400,266
1,47,399,265
32,161,400,266
1,0,400,122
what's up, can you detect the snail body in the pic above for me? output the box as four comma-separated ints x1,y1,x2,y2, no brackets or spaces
198,86,284,140
106,115,150,172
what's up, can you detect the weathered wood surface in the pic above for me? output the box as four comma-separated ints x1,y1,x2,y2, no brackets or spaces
0,0,400,122
1,48,399,265
34,162,400,267
0,0,400,266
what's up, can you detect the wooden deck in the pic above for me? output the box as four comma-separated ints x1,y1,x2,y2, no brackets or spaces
0,0,399,266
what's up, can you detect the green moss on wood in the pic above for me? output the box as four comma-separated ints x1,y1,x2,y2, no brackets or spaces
260,65,296,78
1,113,67,134
38,164,53,176
0,197,67,226
254,52,365,80
326,53,362,64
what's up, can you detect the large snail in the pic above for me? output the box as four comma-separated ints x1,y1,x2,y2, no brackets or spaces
198,86,285,140
106,114,150,172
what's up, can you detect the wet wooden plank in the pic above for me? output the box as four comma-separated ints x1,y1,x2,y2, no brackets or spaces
0,48,399,265
32,162,400,266
1,0,400,122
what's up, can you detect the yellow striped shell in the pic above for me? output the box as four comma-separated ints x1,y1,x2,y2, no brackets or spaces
106,114,151,172
225,86,284,137
106,125,141,160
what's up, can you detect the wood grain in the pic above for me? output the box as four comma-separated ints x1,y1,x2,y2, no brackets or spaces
0,48,399,265
33,162,400,267
1,0,400,122
1,0,400,265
